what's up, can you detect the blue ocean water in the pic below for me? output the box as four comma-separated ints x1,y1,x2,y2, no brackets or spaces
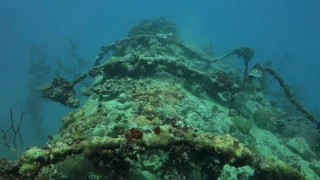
0,0,319,160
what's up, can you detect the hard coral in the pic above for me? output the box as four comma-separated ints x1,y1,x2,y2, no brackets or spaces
128,17,177,37
141,104,158,118
253,157,307,180
230,116,253,134
61,110,85,129
253,108,274,130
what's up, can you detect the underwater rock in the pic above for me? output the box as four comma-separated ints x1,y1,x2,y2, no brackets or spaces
285,137,315,161
280,116,319,148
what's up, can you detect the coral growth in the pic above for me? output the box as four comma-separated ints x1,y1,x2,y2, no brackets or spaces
1,17,319,180
230,116,253,134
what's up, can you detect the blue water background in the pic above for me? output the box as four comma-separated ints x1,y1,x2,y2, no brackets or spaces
0,0,319,156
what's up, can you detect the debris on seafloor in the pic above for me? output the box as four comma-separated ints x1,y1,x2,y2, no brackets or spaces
2,17,320,180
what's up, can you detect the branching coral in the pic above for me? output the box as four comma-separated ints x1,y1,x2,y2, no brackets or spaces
0,102,25,157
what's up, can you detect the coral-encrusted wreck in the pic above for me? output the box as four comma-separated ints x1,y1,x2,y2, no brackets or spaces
2,17,320,179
